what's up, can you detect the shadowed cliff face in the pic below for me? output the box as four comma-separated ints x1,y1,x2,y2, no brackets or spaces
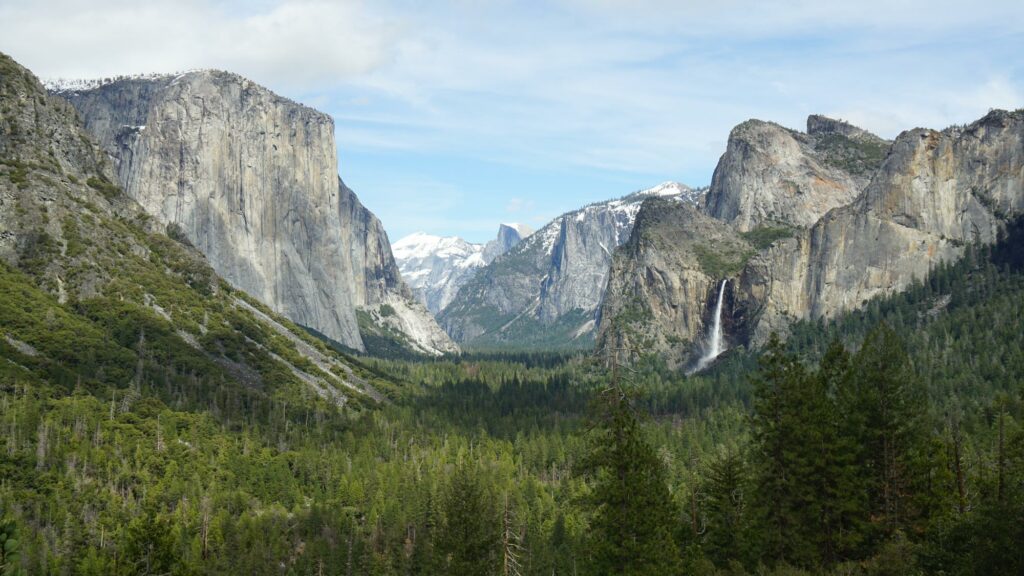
596,199,751,369
599,112,1024,368
58,71,457,355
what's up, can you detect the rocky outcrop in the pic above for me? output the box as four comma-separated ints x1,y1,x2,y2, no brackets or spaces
598,111,1024,368
394,223,531,315
56,70,456,355
482,223,532,262
440,182,703,350
704,116,889,231
339,180,458,355
742,110,1024,343
597,198,752,368
0,54,124,291
0,52,381,404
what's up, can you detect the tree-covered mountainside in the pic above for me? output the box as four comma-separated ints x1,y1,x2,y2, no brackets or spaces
0,52,389,411
3,204,1022,575
2,51,1023,575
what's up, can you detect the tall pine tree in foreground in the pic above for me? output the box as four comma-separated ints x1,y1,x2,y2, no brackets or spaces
699,447,751,569
842,323,929,540
749,333,819,567
811,339,870,564
749,336,872,570
584,378,681,575
437,464,498,576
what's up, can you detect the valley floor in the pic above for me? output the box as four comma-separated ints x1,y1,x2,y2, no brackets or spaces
2,223,1024,575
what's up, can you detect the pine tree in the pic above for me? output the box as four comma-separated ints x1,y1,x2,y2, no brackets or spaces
749,333,818,567
410,492,440,576
700,447,749,568
813,339,869,563
437,464,497,576
584,383,681,575
500,494,524,576
122,505,178,576
841,323,927,539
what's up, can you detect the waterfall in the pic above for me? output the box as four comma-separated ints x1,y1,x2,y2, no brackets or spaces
690,279,728,374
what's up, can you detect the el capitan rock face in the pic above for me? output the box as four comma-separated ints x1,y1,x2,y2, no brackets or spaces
598,112,1024,369
57,70,456,355
0,52,381,403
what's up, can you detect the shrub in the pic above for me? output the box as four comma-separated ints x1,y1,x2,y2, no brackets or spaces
741,225,794,250
85,176,120,200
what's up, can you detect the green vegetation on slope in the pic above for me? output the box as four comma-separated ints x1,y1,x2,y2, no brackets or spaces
463,308,597,353
2,216,1023,574
815,132,891,178
693,242,754,278
740,224,795,250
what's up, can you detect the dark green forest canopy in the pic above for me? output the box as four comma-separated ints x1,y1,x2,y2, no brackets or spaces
1,219,1022,574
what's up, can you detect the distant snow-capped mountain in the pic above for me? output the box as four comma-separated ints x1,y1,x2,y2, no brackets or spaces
439,182,705,350
394,223,533,314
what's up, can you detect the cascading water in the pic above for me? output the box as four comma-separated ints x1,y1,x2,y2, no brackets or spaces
690,279,728,374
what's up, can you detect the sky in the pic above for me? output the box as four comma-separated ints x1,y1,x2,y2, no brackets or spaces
2,0,1023,243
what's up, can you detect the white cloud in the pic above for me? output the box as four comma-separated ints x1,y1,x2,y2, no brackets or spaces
3,0,1022,240
0,0,397,91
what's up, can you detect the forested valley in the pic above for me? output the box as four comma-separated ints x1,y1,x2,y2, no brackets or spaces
2,201,1023,576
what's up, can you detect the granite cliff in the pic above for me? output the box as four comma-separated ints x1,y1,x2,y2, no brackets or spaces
55,71,456,355
441,182,704,350
597,198,751,368
0,52,384,404
704,116,889,232
742,110,1024,343
598,112,1024,369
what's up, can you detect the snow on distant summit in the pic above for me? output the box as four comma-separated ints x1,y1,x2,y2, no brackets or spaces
635,181,701,199
43,71,197,93
438,181,704,349
393,233,481,264
395,225,531,314
547,182,703,254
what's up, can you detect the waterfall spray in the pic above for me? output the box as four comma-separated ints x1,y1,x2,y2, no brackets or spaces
690,279,728,374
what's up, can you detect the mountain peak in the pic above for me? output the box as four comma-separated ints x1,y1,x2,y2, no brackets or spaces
498,222,534,238
394,223,532,315
635,181,691,198
806,114,880,141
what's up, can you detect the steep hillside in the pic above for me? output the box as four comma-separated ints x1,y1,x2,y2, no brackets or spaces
597,198,752,368
53,70,456,356
0,52,389,413
440,182,703,350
